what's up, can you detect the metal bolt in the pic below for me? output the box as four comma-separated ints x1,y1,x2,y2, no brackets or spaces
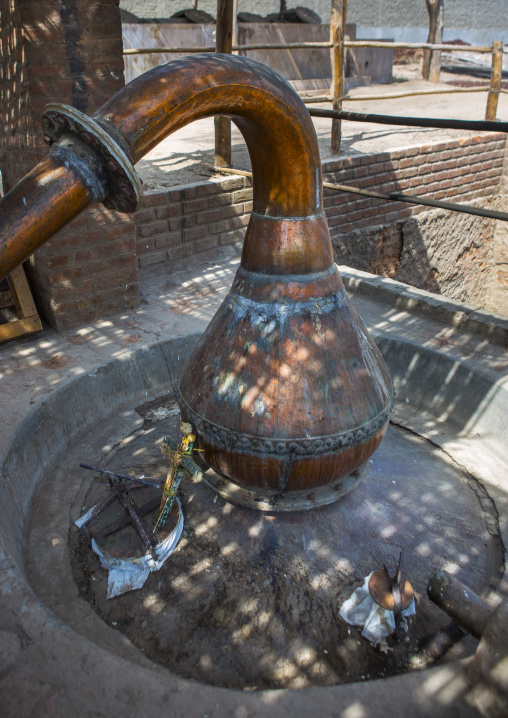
55,115,69,129
307,492,315,501
81,131,94,145
106,158,119,173
120,185,134,199
216,479,225,488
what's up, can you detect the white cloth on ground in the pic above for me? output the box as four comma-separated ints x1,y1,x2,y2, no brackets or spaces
339,572,416,645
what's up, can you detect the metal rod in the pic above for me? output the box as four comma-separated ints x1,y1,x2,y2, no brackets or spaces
214,166,508,223
428,569,493,640
307,107,508,134
79,463,163,488
93,496,162,541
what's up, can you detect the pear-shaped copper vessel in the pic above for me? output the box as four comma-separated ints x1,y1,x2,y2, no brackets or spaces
0,55,393,510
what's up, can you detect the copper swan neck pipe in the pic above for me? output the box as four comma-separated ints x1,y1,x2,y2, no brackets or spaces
94,54,323,218
0,55,325,280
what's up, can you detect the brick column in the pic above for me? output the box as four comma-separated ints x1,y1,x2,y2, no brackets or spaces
0,0,139,330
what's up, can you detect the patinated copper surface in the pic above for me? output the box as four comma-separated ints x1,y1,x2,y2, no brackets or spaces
0,54,393,508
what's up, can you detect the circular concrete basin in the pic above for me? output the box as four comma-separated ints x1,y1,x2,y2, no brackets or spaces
1,331,507,715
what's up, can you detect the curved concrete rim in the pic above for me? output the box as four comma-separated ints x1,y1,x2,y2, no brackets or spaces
1,330,507,717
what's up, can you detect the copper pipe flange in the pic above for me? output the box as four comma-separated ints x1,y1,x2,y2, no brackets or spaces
199,461,368,511
42,103,143,213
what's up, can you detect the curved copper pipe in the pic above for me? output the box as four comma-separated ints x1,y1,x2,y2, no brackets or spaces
93,54,323,219
1,55,326,280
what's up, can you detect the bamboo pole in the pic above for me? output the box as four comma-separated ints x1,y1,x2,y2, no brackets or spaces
330,0,347,154
215,0,234,168
486,41,503,121
339,86,493,101
423,0,444,83
123,41,496,56
344,41,493,53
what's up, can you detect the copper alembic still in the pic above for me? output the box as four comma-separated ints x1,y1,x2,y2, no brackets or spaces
0,54,394,510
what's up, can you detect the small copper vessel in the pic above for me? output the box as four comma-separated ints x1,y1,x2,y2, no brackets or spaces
0,55,393,509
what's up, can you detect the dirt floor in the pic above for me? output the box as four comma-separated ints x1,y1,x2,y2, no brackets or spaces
26,389,502,691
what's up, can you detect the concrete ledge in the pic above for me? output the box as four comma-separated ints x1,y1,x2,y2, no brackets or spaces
340,266,508,348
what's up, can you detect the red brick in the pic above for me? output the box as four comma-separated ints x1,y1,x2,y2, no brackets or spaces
138,221,168,238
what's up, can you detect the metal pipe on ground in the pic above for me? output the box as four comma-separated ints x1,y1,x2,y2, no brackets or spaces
428,569,494,640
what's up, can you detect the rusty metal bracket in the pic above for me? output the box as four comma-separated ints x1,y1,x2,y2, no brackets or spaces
42,103,143,213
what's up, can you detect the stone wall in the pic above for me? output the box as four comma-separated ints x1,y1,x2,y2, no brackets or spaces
0,0,139,330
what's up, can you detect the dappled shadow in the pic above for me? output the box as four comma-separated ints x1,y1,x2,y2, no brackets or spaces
62,399,502,691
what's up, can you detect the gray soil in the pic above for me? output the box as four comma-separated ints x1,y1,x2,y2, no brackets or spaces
47,394,504,691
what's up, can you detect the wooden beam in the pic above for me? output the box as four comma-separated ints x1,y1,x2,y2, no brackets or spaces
486,41,503,121
423,0,444,83
215,0,234,168
330,0,347,154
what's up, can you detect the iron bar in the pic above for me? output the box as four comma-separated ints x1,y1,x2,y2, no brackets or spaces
79,463,163,488
92,496,162,541
215,166,508,223
307,108,508,134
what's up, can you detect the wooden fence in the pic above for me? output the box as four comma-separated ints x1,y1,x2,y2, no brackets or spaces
123,0,506,157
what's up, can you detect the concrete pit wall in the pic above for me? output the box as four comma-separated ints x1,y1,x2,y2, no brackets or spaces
134,132,508,314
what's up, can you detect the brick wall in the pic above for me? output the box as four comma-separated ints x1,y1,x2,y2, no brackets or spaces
135,133,506,272
135,176,252,269
0,0,139,330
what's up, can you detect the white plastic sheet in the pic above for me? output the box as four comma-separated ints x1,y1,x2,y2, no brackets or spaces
339,572,416,645
76,498,184,598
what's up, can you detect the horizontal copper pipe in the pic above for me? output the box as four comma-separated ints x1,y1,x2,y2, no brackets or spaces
0,156,94,281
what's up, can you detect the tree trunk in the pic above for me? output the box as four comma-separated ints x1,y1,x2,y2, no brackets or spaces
423,0,444,83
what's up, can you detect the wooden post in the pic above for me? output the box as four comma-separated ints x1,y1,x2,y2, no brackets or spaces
232,0,238,55
423,0,444,83
215,0,234,167
330,0,347,154
486,41,503,121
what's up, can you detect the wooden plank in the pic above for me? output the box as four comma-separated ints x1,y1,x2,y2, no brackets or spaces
215,0,234,168
0,316,42,344
7,264,38,318
486,41,503,121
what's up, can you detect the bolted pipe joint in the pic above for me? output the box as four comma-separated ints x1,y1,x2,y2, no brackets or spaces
42,103,143,214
